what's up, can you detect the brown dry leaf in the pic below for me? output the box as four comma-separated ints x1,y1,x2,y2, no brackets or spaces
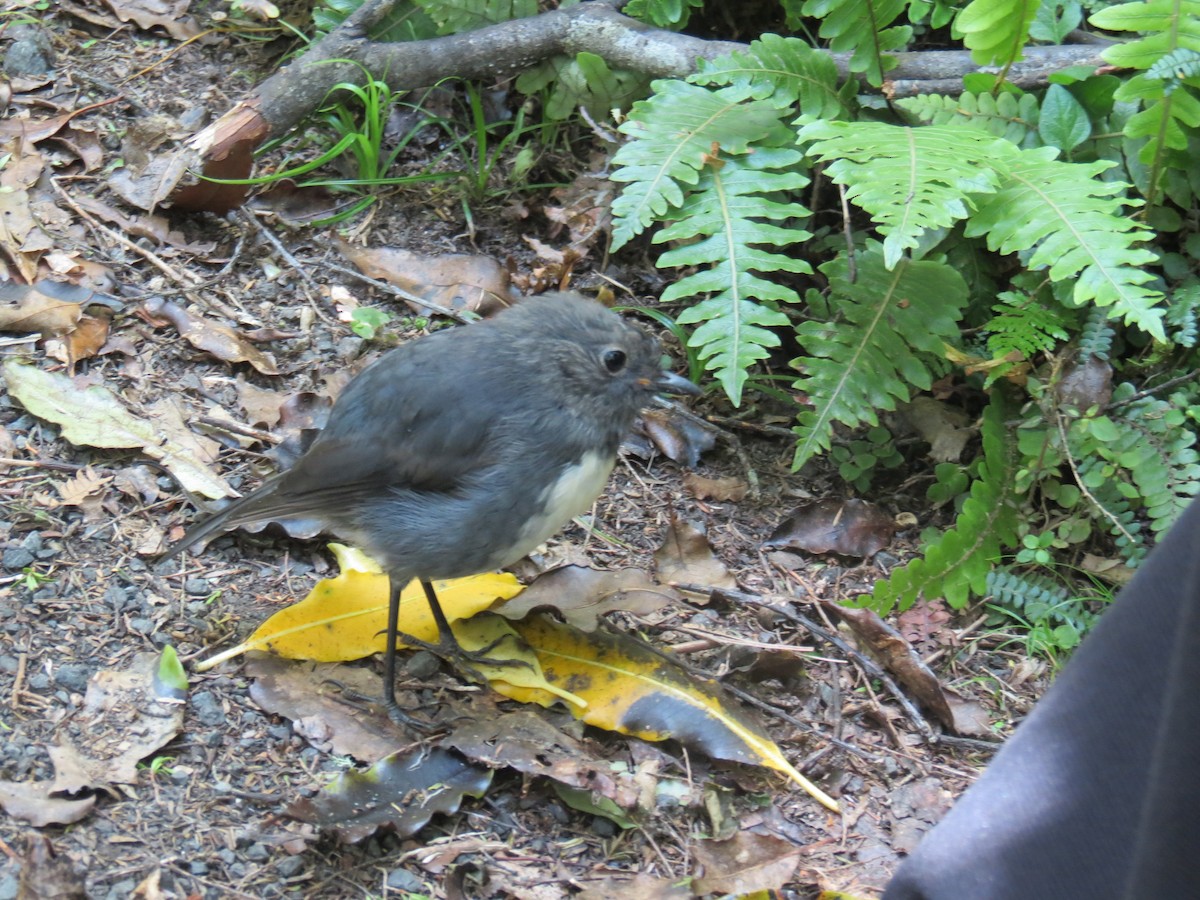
654,520,736,592
72,194,207,250
896,598,953,649
1056,353,1113,412
0,281,84,335
52,651,185,791
495,565,677,631
635,407,716,466
16,836,87,899
822,600,989,736
235,376,286,428
100,0,200,40
0,186,43,282
576,874,690,900
131,868,167,900
250,180,361,226
113,465,160,504
0,781,97,828
246,655,411,763
765,498,896,558
56,467,111,517
899,396,971,462
543,167,615,248
141,296,279,375
235,0,279,20
337,241,512,316
692,831,803,896
1080,553,1135,587
444,710,642,809
46,315,111,370
683,473,749,502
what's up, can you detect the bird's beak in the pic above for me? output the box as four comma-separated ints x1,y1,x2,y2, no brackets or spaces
654,369,701,395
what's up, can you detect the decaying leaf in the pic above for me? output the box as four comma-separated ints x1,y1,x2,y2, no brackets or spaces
246,655,411,762
898,396,971,463
496,613,839,811
444,711,642,809
16,836,87,899
2,360,233,499
765,499,896,559
683,473,749,502
0,281,87,335
0,780,97,828
634,407,716,466
287,746,493,842
496,565,677,631
337,241,512,316
99,0,200,41
196,545,521,670
654,520,736,593
822,601,989,736
692,831,803,896
1055,353,1113,412
141,297,279,375
52,650,186,791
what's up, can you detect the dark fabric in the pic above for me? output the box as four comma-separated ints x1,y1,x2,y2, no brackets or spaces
884,498,1200,900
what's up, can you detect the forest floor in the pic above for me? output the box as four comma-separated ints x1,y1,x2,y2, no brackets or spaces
0,7,1047,899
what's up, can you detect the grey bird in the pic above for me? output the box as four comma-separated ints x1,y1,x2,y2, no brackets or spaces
162,292,698,724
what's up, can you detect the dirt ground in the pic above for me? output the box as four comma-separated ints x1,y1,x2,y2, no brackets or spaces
0,9,1044,899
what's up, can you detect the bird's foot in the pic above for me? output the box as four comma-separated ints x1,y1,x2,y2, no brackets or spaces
321,676,438,733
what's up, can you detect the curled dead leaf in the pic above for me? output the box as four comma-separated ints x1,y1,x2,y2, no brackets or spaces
765,498,896,559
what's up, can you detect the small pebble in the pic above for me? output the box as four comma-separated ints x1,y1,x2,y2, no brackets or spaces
191,691,225,726
275,856,305,878
2,548,33,570
184,577,212,596
386,868,424,892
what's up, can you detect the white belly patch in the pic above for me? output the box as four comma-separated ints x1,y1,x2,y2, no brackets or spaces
514,450,615,556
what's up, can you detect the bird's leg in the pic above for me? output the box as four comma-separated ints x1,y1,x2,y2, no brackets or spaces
379,575,435,731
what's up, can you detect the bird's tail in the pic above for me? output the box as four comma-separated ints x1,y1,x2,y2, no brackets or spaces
160,478,284,560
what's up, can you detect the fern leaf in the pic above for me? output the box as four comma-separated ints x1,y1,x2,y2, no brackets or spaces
966,147,1166,339
690,34,855,121
800,0,913,86
986,290,1070,359
870,394,1022,611
800,121,1003,268
623,0,704,29
610,81,787,249
953,0,1039,67
791,247,969,469
1165,284,1200,347
414,0,536,33
516,53,650,120
897,91,1041,146
656,148,813,405
1089,1,1200,71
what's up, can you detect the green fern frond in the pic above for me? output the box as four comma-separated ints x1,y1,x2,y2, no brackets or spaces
1165,284,1200,347
987,290,1071,359
1079,306,1115,358
791,247,969,469
610,81,788,249
897,91,1041,146
656,148,814,405
986,568,1097,632
1090,1,1200,197
870,394,1022,611
953,0,1039,68
623,0,704,29
515,52,650,120
800,0,913,86
800,121,1003,268
689,34,856,120
966,147,1166,340
414,0,535,33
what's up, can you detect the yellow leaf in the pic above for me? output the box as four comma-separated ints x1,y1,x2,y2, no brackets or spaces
452,613,586,708
195,548,522,670
494,614,840,812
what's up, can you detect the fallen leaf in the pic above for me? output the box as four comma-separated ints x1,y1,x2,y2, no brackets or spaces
692,831,803,896
1055,353,1113,412
576,874,690,900
2,360,234,499
0,781,97,827
683,473,748,502
99,0,200,41
16,836,87,899
765,498,896,558
287,746,493,842
635,407,716,466
141,296,280,375
497,613,839,811
337,241,512,316
444,710,642,809
196,545,521,670
246,655,412,762
654,520,736,592
899,396,971,462
0,281,85,335
495,565,677,631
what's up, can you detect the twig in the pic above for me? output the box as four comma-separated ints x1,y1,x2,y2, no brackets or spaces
1052,405,1136,545
0,457,85,473
321,262,474,323
238,208,321,293
677,581,938,743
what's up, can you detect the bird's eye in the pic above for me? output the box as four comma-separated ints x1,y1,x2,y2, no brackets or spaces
602,348,627,373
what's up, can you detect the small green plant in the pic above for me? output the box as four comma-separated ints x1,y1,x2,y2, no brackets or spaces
829,426,903,491
20,566,50,592
140,756,176,778
348,307,394,339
